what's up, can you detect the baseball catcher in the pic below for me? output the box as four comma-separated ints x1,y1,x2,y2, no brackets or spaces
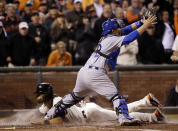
44,9,157,126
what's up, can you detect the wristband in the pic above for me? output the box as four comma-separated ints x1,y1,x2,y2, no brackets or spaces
135,20,143,28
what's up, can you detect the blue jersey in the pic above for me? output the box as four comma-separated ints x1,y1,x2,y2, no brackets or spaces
85,35,124,70
85,29,140,70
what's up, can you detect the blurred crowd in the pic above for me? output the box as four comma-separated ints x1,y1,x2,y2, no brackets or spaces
0,0,178,67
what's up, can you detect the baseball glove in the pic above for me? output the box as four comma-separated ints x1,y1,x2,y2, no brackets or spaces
143,7,157,19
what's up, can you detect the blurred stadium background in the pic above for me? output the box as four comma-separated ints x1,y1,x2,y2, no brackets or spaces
0,0,178,130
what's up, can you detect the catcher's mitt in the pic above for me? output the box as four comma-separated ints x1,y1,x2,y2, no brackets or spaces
143,7,157,19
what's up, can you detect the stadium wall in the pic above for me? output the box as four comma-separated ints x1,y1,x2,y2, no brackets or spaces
0,71,178,109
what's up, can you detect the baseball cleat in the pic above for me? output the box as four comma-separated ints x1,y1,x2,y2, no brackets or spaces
147,93,162,107
154,108,167,122
116,99,142,126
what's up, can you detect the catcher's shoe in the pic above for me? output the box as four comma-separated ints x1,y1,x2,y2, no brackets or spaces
117,99,141,126
154,108,167,122
147,93,162,107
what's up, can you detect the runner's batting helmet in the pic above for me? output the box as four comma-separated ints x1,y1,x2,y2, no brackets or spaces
101,18,125,36
35,82,54,101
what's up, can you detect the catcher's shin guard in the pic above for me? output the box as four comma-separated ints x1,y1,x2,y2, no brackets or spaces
110,94,134,120
54,92,84,117
116,99,134,120
71,92,84,104
44,100,67,120
54,100,68,118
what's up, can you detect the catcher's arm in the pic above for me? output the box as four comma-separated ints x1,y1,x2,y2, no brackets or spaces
120,21,142,35
121,15,157,45
121,8,157,35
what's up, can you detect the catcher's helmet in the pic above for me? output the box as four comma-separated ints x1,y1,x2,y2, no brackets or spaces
35,82,53,101
101,18,125,36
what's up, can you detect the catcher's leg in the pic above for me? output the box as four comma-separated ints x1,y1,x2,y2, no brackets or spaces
45,67,91,120
110,94,142,126
89,70,140,126
128,93,161,113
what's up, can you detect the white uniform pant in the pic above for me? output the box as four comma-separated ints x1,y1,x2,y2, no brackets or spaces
83,96,157,123
63,67,119,105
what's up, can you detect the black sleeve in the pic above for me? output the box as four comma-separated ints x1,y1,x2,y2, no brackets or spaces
7,35,14,57
30,37,38,60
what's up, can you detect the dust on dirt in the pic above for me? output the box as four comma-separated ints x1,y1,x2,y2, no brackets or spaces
0,108,43,126
0,109,178,131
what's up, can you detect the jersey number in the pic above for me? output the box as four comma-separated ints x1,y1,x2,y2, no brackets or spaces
94,44,102,57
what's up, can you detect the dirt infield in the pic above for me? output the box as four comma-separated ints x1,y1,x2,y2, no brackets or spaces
0,115,178,131
0,109,178,131
1,122,178,131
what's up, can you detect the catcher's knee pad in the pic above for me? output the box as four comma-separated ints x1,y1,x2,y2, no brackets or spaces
71,92,84,104
56,92,84,108
109,94,125,103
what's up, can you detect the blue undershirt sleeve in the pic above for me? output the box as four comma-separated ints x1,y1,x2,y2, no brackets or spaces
120,25,133,35
121,20,142,35
135,20,142,28
120,20,142,35
121,30,140,45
